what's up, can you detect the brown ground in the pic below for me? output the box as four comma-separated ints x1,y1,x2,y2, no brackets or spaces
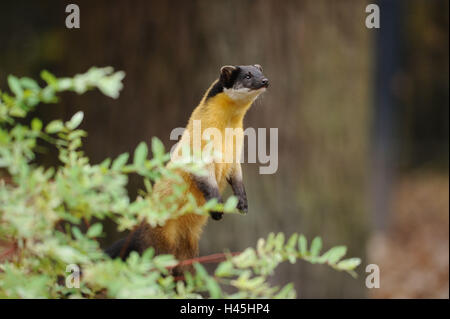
369,172,449,298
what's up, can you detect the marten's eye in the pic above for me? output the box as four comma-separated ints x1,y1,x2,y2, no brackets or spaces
245,73,252,79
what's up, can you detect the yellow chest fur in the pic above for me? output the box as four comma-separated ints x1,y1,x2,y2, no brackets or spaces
187,93,249,185
150,91,253,254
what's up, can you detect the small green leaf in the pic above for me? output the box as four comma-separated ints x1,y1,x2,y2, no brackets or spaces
204,198,220,211
66,111,84,130
8,75,23,98
194,263,222,298
41,86,56,103
97,71,125,99
215,260,233,277
206,277,222,298
224,196,238,213
45,120,64,133
72,227,83,240
143,178,152,193
99,158,111,168
133,142,148,167
336,258,361,270
112,152,129,170
41,70,57,86
275,283,295,298
274,233,285,250
310,237,322,257
31,118,43,132
298,235,308,255
193,263,208,279
323,246,347,264
286,233,298,249
87,223,103,238
57,78,72,91
153,254,178,269
20,77,40,90
67,130,87,140
151,137,165,158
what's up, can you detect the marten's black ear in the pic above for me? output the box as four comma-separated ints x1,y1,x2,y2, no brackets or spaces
254,64,263,72
220,65,238,87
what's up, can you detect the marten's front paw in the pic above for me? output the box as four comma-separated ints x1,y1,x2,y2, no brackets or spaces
210,211,223,220
237,200,248,214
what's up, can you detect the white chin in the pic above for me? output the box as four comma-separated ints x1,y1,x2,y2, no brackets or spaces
224,87,265,102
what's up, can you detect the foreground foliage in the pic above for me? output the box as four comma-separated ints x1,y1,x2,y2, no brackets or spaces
0,67,360,298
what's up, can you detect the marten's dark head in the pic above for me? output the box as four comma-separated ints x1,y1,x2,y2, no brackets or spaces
207,65,269,102
220,65,269,91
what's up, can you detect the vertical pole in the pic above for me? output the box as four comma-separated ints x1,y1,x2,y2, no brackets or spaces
372,0,402,230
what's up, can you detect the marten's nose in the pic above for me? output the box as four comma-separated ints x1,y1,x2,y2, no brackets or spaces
262,78,269,87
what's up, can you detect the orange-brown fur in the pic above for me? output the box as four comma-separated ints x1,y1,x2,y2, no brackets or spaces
136,80,257,273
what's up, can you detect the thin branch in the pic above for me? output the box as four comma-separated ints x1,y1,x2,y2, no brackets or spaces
169,251,241,269
169,251,241,281
0,243,17,262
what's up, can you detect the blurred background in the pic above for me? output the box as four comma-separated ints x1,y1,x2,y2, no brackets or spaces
0,0,448,298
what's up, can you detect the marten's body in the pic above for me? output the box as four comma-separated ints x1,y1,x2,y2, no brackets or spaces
106,65,269,273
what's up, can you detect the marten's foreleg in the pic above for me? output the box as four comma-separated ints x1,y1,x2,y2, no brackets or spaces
192,164,223,220
227,163,248,214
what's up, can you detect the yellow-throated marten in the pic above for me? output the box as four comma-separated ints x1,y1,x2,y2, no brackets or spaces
106,65,269,274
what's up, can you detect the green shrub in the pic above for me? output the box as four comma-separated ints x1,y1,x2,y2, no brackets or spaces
0,67,360,298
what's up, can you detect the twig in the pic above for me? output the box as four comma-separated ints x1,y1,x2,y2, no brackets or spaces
169,251,241,281
172,251,241,269
0,243,17,262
